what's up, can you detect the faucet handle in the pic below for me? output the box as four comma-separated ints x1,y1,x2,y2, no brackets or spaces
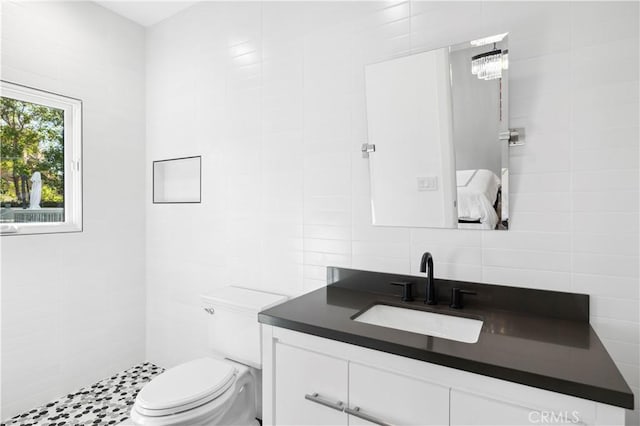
390,281,415,302
450,288,476,309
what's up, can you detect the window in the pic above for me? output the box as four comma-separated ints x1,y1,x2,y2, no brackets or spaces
0,81,82,235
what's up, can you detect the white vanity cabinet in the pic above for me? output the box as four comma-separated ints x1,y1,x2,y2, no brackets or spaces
274,343,348,425
450,389,587,426
272,340,448,426
349,362,449,425
262,326,626,426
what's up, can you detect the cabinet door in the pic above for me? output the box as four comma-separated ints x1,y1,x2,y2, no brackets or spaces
450,389,588,426
274,342,348,426
348,362,449,425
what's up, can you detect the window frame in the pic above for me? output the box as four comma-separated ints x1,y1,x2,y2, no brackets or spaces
0,81,83,236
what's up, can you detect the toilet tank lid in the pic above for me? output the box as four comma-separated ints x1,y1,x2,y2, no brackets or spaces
201,286,288,313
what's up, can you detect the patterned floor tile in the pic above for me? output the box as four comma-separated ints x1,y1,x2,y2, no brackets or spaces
1,362,164,426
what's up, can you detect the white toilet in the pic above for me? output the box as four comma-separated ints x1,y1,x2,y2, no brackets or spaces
130,286,287,426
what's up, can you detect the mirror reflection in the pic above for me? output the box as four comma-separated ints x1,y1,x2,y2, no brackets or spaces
364,33,509,230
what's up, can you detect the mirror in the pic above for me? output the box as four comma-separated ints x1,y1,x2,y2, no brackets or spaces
364,33,509,230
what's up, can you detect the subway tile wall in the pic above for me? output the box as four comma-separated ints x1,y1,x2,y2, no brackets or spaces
144,2,639,423
0,1,146,420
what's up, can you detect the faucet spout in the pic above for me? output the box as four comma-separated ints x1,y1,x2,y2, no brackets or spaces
420,252,436,305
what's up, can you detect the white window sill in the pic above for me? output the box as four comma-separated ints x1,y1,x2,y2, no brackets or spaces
1,222,82,236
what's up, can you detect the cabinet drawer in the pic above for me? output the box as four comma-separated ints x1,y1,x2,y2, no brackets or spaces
274,342,348,426
349,362,449,425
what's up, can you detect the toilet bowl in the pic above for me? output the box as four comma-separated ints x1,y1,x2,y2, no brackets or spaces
130,358,257,426
131,287,287,426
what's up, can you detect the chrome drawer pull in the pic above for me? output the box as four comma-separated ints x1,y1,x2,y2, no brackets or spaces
304,393,344,412
345,406,395,426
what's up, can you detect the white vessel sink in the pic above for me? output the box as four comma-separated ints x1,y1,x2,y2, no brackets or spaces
353,304,483,343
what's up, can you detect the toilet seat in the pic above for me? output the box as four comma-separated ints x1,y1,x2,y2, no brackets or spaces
131,382,241,426
131,358,258,426
135,358,237,417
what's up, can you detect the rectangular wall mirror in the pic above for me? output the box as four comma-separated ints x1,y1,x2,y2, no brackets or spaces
153,156,201,204
364,33,509,230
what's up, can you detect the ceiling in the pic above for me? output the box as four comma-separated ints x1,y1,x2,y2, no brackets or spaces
95,1,197,27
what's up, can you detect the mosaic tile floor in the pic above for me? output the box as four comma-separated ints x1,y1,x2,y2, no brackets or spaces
1,362,164,426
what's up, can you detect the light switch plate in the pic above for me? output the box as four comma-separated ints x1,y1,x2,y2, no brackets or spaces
417,176,438,191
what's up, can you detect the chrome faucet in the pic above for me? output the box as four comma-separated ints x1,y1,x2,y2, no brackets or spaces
420,252,436,305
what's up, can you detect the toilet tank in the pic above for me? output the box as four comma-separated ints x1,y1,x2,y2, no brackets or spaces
201,286,287,369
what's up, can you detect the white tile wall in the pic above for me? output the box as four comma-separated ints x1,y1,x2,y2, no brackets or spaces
0,1,146,420
140,1,637,424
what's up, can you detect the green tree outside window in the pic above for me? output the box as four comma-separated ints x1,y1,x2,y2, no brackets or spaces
0,97,64,207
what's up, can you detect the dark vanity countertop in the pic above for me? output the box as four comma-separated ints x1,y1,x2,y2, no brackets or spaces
258,269,634,409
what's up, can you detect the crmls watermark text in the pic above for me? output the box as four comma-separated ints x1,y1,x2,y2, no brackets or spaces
528,410,581,424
